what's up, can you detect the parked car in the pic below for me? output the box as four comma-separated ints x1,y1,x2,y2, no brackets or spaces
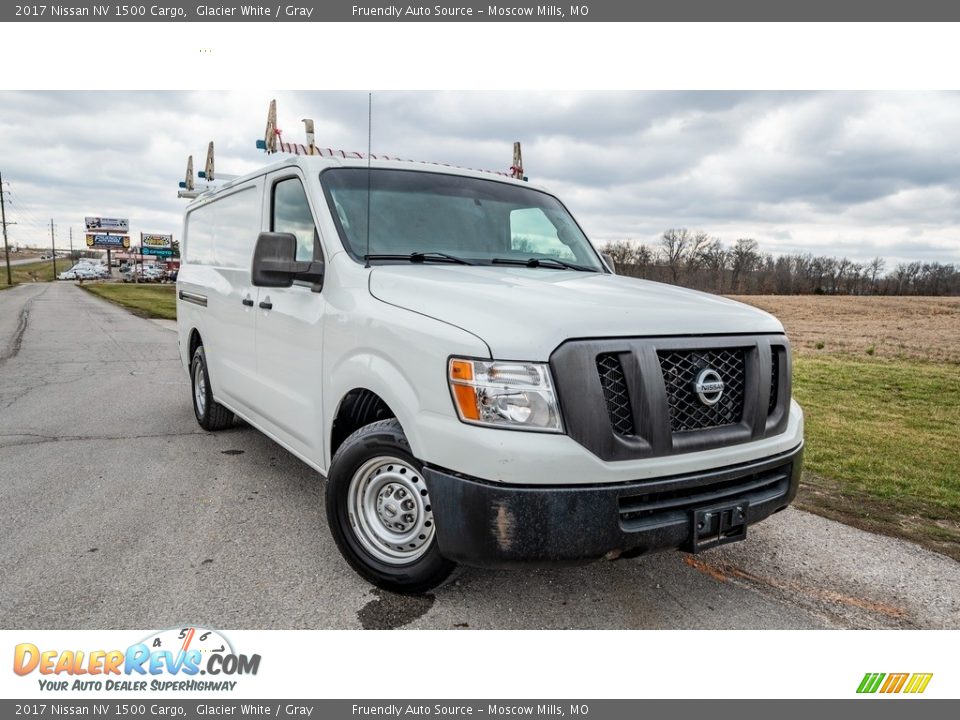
57,270,78,281
177,155,804,593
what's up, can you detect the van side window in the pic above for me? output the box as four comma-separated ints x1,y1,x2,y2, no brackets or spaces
184,186,258,268
185,204,216,265
272,178,320,262
215,188,259,268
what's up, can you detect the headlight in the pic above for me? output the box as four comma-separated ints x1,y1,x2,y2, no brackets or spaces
448,358,563,433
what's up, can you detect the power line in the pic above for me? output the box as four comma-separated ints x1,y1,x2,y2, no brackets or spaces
5,198,45,228
4,196,50,246
1,171,14,285
50,219,57,276
6,196,47,231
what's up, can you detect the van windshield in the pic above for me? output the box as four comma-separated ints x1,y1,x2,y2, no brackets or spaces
320,168,605,271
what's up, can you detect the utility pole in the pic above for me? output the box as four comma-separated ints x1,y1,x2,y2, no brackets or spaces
1,170,12,286
69,227,73,257
50,219,57,277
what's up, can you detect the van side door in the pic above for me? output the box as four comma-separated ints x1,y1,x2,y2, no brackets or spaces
180,182,262,414
253,172,327,462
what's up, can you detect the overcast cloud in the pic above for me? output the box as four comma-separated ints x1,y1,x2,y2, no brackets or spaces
1,90,958,266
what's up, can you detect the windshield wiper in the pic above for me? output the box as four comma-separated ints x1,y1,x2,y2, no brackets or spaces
364,252,476,266
491,257,594,272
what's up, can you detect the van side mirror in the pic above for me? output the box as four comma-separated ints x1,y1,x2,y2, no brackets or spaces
252,232,325,290
601,253,617,274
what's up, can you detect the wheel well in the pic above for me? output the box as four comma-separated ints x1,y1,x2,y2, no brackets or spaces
188,329,202,359
331,389,396,458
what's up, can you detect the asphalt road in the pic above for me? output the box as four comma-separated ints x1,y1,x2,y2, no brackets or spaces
5,256,63,267
1,282,958,630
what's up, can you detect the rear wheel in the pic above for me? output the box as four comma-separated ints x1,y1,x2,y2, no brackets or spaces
326,419,456,594
190,345,234,431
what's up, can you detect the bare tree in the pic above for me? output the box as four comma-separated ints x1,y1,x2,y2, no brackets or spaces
683,231,711,275
635,244,654,278
729,238,760,293
847,263,866,295
867,256,885,294
701,238,728,293
790,253,813,293
814,257,835,294
600,239,638,271
830,257,852,294
611,228,959,297
660,228,692,284
774,255,794,294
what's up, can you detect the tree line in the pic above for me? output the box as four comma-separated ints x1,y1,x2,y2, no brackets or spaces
601,229,960,296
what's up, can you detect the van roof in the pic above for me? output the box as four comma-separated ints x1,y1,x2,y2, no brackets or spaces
185,154,541,209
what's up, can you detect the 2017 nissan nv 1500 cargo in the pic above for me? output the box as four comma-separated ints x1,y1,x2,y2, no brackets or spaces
177,155,804,593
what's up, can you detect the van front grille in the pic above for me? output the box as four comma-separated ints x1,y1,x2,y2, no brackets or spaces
550,334,791,462
596,353,635,436
769,346,782,415
657,348,746,432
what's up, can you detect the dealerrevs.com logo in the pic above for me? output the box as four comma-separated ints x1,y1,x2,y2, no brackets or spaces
857,673,933,694
13,627,260,692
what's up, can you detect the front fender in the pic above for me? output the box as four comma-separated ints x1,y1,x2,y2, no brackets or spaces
322,296,489,469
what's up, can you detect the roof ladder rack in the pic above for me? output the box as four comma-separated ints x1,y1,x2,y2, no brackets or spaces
178,141,236,198
254,98,526,179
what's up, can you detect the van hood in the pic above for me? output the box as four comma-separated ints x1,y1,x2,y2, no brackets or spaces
368,265,783,359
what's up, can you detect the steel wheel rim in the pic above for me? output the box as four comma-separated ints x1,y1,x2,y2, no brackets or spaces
347,456,435,565
194,361,207,417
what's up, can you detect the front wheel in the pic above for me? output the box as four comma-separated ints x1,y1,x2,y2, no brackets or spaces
326,419,456,594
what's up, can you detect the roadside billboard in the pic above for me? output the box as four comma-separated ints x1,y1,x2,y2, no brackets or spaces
85,216,130,233
141,233,173,249
141,247,173,257
86,234,131,249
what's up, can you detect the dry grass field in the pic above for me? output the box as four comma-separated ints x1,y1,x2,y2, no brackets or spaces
730,295,960,363
734,295,960,560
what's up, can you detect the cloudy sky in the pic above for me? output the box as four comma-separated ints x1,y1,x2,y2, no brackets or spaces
1,91,958,266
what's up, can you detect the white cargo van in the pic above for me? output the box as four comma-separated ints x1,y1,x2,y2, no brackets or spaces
177,155,803,593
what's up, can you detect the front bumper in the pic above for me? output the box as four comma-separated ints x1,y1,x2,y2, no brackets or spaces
424,443,803,568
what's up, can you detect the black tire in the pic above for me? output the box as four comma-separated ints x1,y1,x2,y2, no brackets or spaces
190,345,234,431
326,419,456,594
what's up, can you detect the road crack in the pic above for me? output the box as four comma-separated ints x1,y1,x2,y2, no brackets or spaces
0,302,30,365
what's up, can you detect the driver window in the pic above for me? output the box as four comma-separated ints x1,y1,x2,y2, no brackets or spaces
272,177,320,262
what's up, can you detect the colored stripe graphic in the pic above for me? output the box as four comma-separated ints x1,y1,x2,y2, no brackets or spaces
903,673,933,694
857,672,932,694
880,673,909,693
857,673,885,693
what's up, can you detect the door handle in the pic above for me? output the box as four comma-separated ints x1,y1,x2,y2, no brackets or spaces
242,297,254,307
259,301,273,310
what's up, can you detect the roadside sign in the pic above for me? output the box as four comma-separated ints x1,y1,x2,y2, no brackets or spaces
85,217,129,233
86,234,130,249
141,233,173,249
141,247,173,257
